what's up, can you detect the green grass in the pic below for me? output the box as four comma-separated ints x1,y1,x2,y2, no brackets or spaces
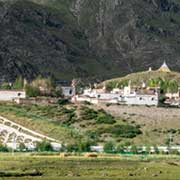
0,153,180,179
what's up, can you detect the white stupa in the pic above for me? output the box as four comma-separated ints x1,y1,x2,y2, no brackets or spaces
158,61,171,72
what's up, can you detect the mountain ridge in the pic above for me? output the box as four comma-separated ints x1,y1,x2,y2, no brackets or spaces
0,0,180,82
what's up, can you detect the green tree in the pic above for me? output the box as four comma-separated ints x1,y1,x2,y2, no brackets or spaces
148,79,158,87
146,145,151,154
153,145,159,154
116,143,125,154
130,145,138,154
13,76,24,90
103,141,115,153
167,80,178,93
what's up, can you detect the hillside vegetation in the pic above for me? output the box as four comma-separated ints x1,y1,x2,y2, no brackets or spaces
103,70,180,89
0,102,142,146
0,101,180,146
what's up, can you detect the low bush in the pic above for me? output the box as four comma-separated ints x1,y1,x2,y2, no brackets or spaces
81,107,116,124
96,113,116,124
81,107,98,120
109,125,142,138
25,84,41,97
58,99,69,105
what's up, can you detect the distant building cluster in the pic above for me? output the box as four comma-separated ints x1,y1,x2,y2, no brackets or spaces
72,62,180,107
72,82,159,106
0,61,180,107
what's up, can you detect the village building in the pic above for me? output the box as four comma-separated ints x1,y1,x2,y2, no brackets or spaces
61,86,75,97
118,85,159,106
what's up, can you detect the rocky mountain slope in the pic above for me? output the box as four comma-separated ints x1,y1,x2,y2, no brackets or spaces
0,0,180,82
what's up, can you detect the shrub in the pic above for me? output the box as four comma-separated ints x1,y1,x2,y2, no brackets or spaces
109,125,142,138
58,99,69,105
83,101,92,105
81,107,116,124
25,84,41,97
81,107,98,120
170,149,180,155
96,113,116,124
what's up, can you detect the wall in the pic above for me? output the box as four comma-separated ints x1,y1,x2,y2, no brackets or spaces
62,87,75,97
120,94,158,106
0,90,26,101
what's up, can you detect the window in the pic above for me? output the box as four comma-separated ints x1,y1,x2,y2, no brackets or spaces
69,89,73,95
18,93,21,96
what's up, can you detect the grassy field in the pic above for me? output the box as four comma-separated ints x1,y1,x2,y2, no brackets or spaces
0,153,180,180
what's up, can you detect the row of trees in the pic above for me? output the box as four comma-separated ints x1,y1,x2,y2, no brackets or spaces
0,140,54,152
103,141,180,155
1,140,180,155
105,78,179,94
0,76,62,98
1,76,25,90
103,141,159,154
147,78,178,94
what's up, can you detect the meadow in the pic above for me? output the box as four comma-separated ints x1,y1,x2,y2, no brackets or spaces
0,153,180,180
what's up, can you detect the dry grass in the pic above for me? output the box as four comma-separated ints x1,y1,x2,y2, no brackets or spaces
103,70,180,87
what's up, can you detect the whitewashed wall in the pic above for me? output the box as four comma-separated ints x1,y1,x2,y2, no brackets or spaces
0,91,26,101
120,94,158,106
62,87,75,97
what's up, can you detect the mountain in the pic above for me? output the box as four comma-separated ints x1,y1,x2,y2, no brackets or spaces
1,0,180,82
